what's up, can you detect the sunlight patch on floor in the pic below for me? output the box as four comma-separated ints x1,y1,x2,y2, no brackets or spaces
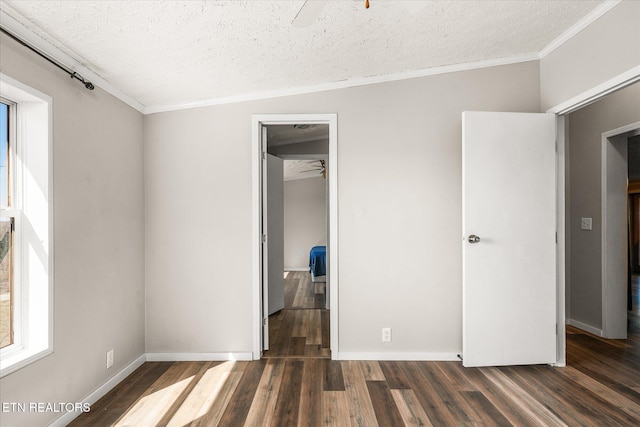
166,361,236,427
114,375,195,427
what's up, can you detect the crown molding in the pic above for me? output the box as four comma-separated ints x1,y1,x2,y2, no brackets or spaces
538,0,622,59
0,7,146,113
1,1,623,115
145,53,539,114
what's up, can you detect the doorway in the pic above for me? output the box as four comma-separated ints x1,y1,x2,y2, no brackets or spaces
551,72,640,366
251,114,338,360
627,135,640,333
601,123,640,338
264,125,329,358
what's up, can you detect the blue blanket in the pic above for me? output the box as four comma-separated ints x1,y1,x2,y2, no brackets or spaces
309,246,326,277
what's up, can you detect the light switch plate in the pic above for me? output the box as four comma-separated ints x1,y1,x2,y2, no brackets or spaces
581,217,592,230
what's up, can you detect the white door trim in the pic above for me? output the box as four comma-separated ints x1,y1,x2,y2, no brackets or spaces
555,115,567,366
547,66,640,116
251,113,338,360
601,122,640,339
549,66,640,366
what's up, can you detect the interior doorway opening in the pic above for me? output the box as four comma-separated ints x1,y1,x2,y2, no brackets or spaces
552,72,640,366
626,135,640,327
263,124,330,358
252,114,338,361
601,123,640,338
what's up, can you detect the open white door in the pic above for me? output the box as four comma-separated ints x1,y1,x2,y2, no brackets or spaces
462,111,557,367
267,154,285,316
261,126,269,350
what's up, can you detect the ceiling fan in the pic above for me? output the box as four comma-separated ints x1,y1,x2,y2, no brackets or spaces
292,0,426,27
292,0,370,28
301,160,327,179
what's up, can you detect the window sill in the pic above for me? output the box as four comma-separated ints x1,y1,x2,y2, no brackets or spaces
0,346,52,378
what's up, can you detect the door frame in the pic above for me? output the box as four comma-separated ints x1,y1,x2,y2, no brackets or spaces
251,113,338,360
548,65,640,366
601,122,640,338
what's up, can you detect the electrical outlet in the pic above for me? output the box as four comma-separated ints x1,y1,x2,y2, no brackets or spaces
581,217,592,230
382,328,392,342
106,349,114,369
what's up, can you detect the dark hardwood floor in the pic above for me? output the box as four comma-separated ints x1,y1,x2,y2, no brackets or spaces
283,271,326,310
262,271,330,359
70,278,640,426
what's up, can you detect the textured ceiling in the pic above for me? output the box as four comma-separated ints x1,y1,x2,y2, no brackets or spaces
0,0,604,111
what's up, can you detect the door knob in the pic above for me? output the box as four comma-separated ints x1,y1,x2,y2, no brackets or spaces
468,234,481,243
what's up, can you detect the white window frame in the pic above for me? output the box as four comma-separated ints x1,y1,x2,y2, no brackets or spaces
0,73,53,378
0,96,21,354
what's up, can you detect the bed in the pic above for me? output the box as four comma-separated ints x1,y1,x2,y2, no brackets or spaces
309,246,326,283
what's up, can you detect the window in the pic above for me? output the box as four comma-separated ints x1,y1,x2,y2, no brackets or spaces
0,100,13,350
0,74,52,377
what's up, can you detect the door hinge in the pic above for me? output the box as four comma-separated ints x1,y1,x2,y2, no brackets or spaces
261,234,267,243
262,151,267,160
555,232,558,243
263,318,268,326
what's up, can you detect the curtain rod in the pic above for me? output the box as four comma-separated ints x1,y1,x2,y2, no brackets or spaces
0,26,94,90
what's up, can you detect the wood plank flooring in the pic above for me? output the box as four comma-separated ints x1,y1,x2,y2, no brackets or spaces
263,271,330,359
262,309,330,358
284,271,325,310
70,277,640,426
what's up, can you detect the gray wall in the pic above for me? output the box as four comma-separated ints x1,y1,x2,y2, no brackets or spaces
0,35,145,427
540,0,640,111
144,61,541,356
269,139,329,157
567,83,640,330
284,176,327,270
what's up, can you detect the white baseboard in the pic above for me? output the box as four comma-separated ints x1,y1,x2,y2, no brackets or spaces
566,318,603,337
48,351,253,426
49,349,460,426
285,267,309,272
336,352,460,361
145,352,253,362
49,354,147,427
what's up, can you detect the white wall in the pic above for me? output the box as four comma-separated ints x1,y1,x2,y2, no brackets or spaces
567,83,640,331
144,61,541,356
284,176,327,270
540,0,640,111
0,35,145,427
